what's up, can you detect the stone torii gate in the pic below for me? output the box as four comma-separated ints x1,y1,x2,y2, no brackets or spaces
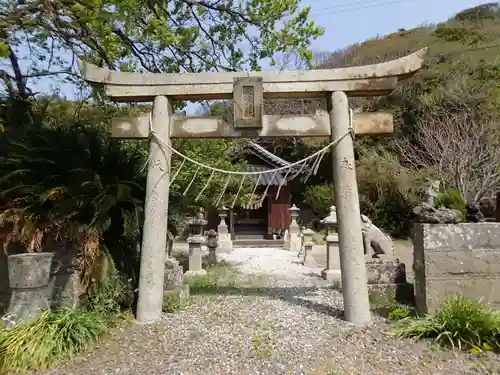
78,48,426,326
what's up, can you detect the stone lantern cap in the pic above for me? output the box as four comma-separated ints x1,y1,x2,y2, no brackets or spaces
321,206,337,225
302,227,315,239
289,204,300,214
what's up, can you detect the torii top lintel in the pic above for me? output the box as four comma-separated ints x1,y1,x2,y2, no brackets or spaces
78,48,427,102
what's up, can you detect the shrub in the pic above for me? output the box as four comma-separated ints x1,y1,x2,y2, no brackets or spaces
84,266,134,317
392,294,500,352
0,309,108,372
0,125,146,293
301,184,335,222
435,188,467,219
357,148,425,238
372,189,415,238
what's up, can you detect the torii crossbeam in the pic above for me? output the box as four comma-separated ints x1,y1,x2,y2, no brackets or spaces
78,48,427,326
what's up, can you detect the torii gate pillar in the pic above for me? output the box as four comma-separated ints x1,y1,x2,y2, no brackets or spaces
136,95,172,323
78,48,427,326
329,91,370,323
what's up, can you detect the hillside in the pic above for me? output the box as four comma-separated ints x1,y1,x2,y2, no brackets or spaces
259,3,500,237
322,3,500,132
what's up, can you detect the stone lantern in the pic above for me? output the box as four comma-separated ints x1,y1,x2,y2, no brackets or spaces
290,204,300,226
185,207,207,277
321,206,340,281
301,228,315,267
189,207,207,236
217,206,233,253
287,204,301,252
321,205,339,241
206,229,218,264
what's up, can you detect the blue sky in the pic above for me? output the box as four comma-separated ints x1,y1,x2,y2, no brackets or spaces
29,0,489,99
305,0,488,52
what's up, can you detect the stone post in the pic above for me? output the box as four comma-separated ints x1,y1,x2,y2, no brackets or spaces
206,229,218,265
328,91,371,325
288,204,301,252
217,206,233,253
321,206,340,280
185,208,207,277
301,228,316,267
136,95,171,324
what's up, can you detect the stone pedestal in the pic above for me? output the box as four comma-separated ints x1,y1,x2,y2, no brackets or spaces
287,205,301,252
217,206,233,253
2,252,54,329
365,259,407,285
185,235,207,277
366,259,412,305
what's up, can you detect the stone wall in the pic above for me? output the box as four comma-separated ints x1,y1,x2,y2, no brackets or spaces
414,223,500,315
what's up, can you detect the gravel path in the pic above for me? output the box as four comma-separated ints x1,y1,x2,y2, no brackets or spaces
34,248,499,375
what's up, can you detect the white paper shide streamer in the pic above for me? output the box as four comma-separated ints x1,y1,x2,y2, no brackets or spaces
143,112,355,208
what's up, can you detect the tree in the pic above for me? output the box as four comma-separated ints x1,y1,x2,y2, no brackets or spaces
397,109,500,202
0,0,323,108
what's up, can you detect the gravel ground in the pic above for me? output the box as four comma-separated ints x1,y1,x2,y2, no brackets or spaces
33,248,499,375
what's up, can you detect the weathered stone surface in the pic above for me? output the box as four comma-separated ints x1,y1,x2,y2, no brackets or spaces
164,258,183,292
365,260,406,285
49,272,83,310
423,277,500,311
2,252,54,329
414,223,500,315
48,243,83,310
78,48,427,101
7,252,53,288
0,242,89,312
413,202,463,224
424,249,500,276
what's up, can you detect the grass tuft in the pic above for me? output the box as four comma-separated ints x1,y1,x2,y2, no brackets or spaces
184,261,240,293
392,294,500,352
0,309,108,372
